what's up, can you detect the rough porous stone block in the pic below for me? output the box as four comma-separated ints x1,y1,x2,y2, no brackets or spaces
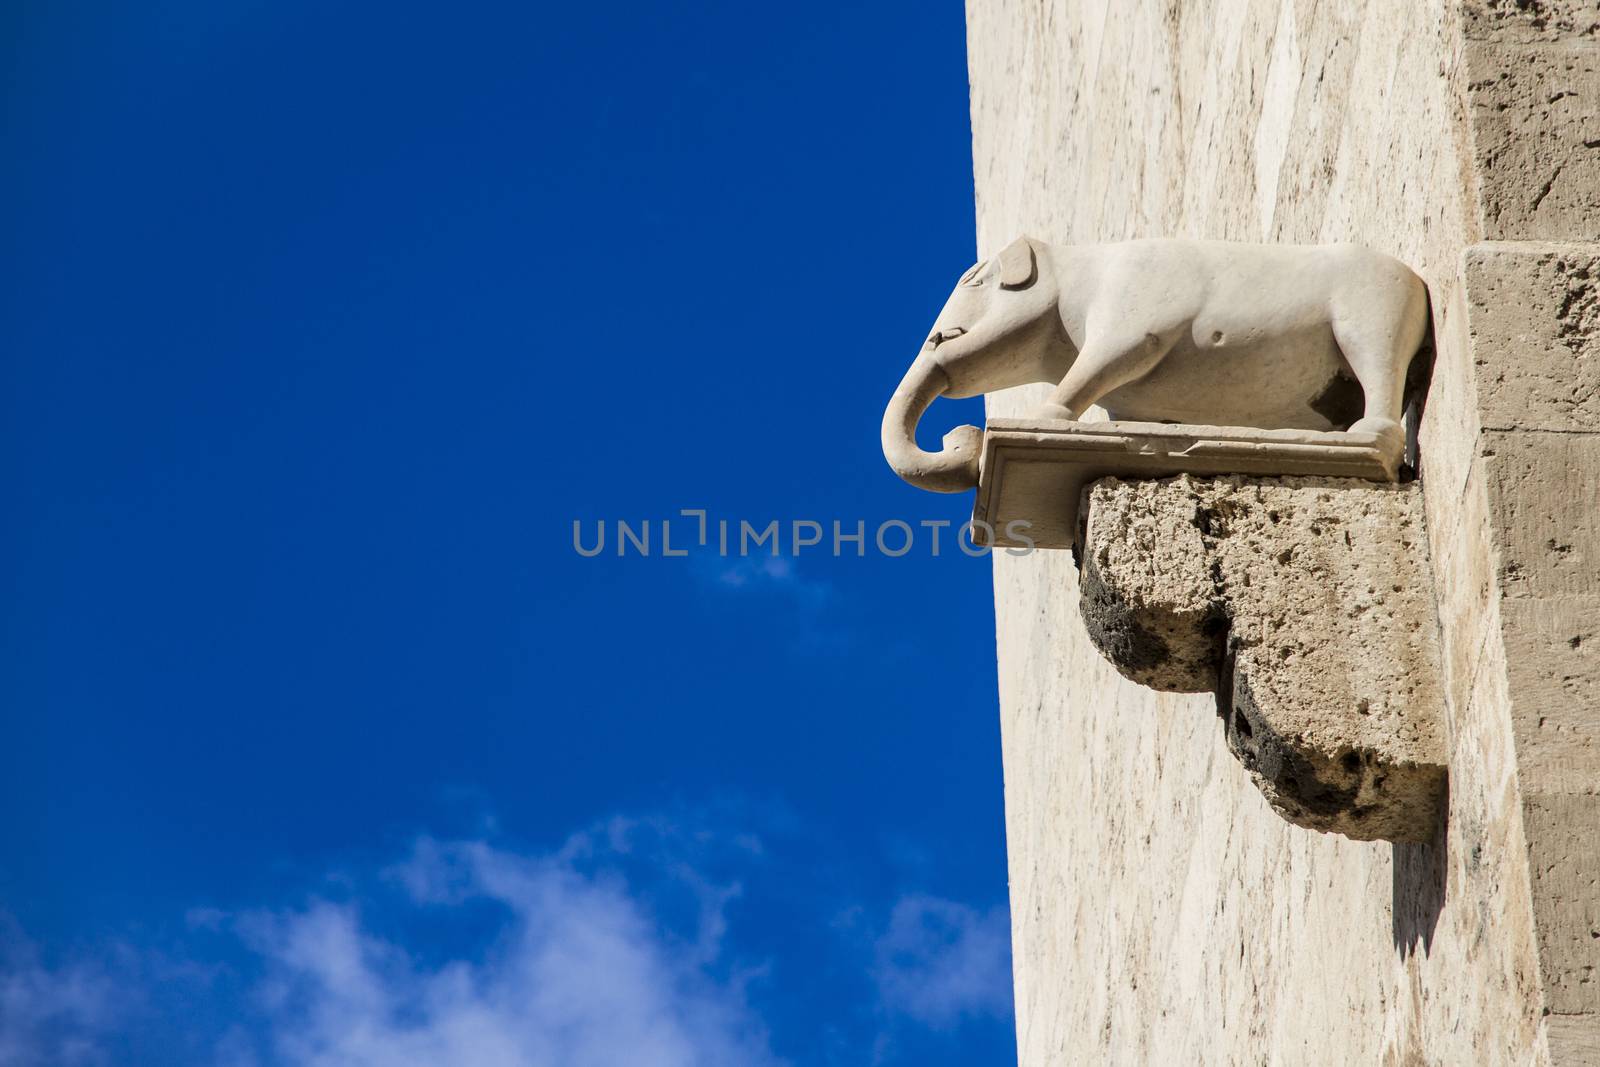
1466,45,1600,240
1465,243,1600,432
1522,792,1600,1015
1501,595,1600,791
1481,429,1600,599
1081,475,1446,842
1463,0,1600,43
1548,1014,1600,1064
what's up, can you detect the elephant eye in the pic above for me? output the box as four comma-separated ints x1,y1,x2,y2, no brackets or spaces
959,262,986,287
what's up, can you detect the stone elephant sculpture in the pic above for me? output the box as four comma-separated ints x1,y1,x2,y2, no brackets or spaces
881,237,1431,492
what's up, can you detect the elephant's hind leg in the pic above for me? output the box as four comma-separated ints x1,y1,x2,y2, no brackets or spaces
1032,329,1178,421
1329,273,1430,448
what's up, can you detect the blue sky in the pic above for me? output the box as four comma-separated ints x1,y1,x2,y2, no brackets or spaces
0,3,1011,1063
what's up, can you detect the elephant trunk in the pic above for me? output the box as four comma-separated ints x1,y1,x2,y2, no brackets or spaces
881,351,983,493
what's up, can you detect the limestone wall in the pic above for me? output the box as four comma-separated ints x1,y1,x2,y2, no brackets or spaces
969,2,1600,1063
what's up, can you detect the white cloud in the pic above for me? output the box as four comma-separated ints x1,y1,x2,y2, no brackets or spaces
0,814,1014,1066
693,553,848,654
711,556,832,610
226,828,786,1067
0,933,116,1067
871,895,1012,1031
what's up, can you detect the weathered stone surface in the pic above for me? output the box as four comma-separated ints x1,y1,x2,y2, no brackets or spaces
1465,248,1600,1055
1465,45,1600,241
1549,1013,1600,1064
1080,475,1447,842
1464,0,1600,42
1501,596,1600,789
1077,494,1217,692
1523,791,1600,1015
1481,429,1600,598
1466,243,1600,431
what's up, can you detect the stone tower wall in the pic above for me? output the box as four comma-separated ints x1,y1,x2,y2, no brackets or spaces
970,3,1600,1063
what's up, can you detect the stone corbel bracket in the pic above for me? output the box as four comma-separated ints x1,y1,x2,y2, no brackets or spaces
1078,472,1446,843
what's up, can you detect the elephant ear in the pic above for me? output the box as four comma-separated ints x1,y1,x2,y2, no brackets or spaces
997,237,1037,290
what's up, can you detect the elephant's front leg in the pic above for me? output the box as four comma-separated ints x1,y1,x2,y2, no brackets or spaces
1033,330,1177,421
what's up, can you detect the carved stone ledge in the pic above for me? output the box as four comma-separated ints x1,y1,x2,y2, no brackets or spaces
1080,474,1447,843
972,418,1402,549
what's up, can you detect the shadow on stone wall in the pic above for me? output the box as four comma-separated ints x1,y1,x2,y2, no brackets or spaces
1392,782,1449,958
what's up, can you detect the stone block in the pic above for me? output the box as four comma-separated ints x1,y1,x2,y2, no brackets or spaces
1465,46,1600,241
1522,792,1600,1014
1462,1,1600,43
1547,1013,1600,1064
1501,596,1600,790
1480,429,1600,599
1080,474,1446,842
1465,243,1600,432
